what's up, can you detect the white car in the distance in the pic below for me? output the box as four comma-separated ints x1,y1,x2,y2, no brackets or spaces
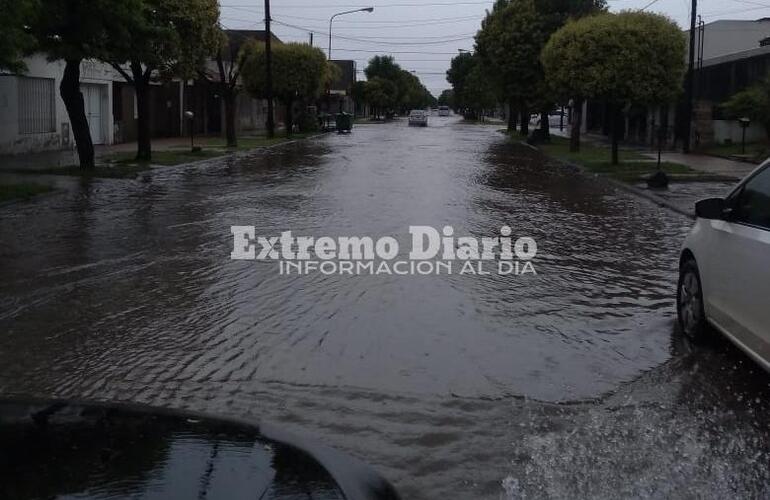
678,161,770,369
408,109,428,127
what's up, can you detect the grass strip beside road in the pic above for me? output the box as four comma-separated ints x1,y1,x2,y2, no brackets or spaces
105,148,224,167
534,136,694,182
697,141,768,164
0,182,53,202
201,132,314,151
6,133,319,179
7,163,153,179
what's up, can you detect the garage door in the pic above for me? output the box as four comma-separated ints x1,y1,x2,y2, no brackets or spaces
81,84,105,144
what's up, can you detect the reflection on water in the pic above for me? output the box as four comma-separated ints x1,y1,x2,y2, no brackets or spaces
0,400,345,500
1,119,768,498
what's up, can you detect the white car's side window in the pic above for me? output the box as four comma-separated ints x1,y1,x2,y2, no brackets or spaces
732,167,770,230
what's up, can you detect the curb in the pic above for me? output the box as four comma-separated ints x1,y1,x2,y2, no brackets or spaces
527,141,695,220
145,131,330,171
0,132,330,210
0,186,61,210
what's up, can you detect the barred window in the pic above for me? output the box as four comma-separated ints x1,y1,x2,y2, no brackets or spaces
18,77,55,135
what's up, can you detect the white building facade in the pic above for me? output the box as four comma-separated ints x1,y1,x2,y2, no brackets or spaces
0,55,115,155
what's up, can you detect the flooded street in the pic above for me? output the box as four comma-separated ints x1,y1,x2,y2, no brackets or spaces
1,117,769,498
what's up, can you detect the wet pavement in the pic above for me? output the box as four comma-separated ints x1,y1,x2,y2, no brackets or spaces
1,117,769,498
633,180,737,216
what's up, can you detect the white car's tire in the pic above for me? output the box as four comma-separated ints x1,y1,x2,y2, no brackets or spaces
677,259,708,341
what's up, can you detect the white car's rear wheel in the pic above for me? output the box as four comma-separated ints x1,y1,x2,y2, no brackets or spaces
677,259,707,340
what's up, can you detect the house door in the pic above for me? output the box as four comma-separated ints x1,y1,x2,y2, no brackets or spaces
81,84,105,144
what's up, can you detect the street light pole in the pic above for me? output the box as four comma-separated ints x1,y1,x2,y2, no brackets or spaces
683,0,697,154
264,0,275,138
328,7,374,60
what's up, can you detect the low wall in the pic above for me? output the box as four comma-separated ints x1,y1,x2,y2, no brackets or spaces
712,120,766,144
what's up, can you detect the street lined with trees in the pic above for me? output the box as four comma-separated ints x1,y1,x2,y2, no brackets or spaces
444,0,686,165
352,55,437,119
543,11,686,163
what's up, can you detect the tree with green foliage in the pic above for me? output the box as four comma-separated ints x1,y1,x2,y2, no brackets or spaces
475,0,548,134
364,55,402,84
447,52,495,120
543,11,686,163
199,28,254,149
363,76,397,119
364,55,433,113
533,0,606,137
0,0,37,72
351,80,368,115
240,42,336,136
103,0,220,161
438,89,454,108
446,52,474,113
398,70,435,111
722,75,770,140
30,0,133,168
475,0,606,135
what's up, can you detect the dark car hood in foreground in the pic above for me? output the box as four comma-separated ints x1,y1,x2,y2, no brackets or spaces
0,398,400,500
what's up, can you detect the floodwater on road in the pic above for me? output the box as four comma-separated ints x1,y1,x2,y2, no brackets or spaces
1,117,769,498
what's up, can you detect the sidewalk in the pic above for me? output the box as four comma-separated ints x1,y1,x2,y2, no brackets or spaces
550,127,757,180
0,136,220,172
637,151,757,180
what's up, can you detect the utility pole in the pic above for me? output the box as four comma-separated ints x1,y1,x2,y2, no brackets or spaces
683,0,697,154
309,32,313,46
264,0,275,138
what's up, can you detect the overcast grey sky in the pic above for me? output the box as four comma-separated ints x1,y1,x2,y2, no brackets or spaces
219,0,770,95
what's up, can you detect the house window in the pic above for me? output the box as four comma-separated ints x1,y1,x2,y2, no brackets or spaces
17,77,55,134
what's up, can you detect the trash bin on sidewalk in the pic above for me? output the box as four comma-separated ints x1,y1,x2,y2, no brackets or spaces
335,112,352,134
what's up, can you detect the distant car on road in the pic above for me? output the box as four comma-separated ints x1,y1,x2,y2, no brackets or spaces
677,161,770,370
438,106,451,117
408,109,428,127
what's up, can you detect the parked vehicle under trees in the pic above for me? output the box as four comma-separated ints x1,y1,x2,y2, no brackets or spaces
542,11,686,164
475,0,549,136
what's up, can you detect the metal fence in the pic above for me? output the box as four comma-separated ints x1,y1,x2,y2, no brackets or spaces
17,77,55,135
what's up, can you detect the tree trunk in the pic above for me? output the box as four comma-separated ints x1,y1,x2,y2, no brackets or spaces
611,103,620,166
507,99,516,132
540,111,550,139
224,89,237,148
285,100,293,137
60,58,94,169
519,106,529,136
134,82,151,161
570,98,582,153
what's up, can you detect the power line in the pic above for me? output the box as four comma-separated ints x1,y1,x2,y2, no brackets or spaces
640,0,663,10
221,1,493,8
274,20,475,39
268,16,482,30
701,4,770,16
272,19,474,45
220,7,483,25
321,47,460,54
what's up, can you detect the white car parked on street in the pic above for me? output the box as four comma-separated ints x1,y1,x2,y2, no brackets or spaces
677,161,770,369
